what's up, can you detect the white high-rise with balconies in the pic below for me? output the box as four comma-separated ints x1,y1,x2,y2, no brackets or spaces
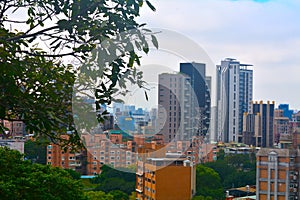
216,58,253,143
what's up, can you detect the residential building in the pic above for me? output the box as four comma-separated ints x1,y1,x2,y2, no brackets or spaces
47,133,138,175
158,73,193,143
274,109,290,144
278,104,293,120
256,148,300,200
242,101,275,147
136,156,196,200
46,142,91,175
158,63,211,146
180,62,211,137
216,58,253,143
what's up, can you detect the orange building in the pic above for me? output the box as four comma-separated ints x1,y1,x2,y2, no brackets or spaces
136,156,196,200
256,148,300,200
47,133,141,175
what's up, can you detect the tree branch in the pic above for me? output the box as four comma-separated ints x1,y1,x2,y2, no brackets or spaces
7,25,59,42
17,50,76,58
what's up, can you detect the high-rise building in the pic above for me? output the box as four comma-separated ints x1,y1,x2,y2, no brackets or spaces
158,63,211,144
256,148,300,200
216,58,253,143
180,63,211,137
158,73,192,143
242,101,275,147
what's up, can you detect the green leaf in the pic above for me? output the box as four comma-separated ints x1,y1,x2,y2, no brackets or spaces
151,35,158,49
144,90,148,101
146,0,156,11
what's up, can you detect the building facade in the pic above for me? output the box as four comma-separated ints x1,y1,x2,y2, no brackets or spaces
158,62,211,145
158,73,193,143
136,157,196,200
256,148,300,200
180,63,211,137
242,101,275,147
216,58,253,143
274,109,290,145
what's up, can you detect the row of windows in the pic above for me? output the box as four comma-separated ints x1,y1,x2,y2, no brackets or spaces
144,186,155,194
92,151,132,156
96,156,134,161
145,178,155,184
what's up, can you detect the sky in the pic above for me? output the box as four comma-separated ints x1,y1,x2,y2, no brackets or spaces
129,0,300,110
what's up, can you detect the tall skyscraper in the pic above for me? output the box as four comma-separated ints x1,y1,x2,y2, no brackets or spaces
157,62,210,143
180,63,211,137
158,73,192,143
216,58,253,143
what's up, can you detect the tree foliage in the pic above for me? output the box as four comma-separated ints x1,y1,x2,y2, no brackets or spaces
85,190,129,200
91,165,136,195
0,147,86,200
195,165,224,199
0,0,157,147
24,139,47,164
85,191,113,200
204,151,256,189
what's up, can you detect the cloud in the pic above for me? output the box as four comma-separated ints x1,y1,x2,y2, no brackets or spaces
139,0,300,109
231,0,271,2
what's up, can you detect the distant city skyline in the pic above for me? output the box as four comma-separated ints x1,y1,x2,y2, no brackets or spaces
137,0,300,110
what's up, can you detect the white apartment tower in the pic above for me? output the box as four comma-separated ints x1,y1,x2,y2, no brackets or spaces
216,58,253,143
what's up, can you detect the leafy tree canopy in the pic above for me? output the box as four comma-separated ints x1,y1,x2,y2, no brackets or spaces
204,150,256,189
91,165,136,194
0,147,86,200
0,0,157,148
196,165,224,199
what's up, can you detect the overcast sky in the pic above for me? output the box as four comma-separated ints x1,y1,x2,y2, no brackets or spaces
134,0,300,110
